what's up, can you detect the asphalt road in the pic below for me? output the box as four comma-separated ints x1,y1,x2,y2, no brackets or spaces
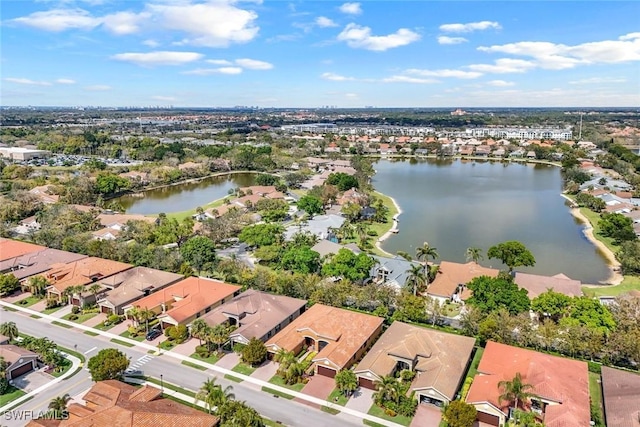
1,309,361,427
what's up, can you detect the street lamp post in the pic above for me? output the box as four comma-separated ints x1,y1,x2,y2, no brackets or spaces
160,374,163,393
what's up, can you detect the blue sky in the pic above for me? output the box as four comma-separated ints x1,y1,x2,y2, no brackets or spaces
2,1,639,108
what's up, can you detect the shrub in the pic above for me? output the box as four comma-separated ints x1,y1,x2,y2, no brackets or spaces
68,314,79,321
108,314,122,324
400,369,416,382
460,377,473,400
46,299,60,309
588,361,602,374
232,343,246,354
397,397,417,417
367,230,378,236
164,326,174,338
71,305,81,314
384,408,397,417
196,345,210,357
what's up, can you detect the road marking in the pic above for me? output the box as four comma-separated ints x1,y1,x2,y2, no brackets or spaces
28,377,92,412
83,346,97,355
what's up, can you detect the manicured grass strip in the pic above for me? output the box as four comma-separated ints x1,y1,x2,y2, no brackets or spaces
589,372,604,425
143,376,197,398
261,386,294,400
52,320,72,328
94,322,118,331
42,305,64,315
328,388,349,406
363,420,386,427
321,406,340,415
181,360,207,371
189,351,221,365
15,295,43,307
263,419,282,427
84,330,99,336
30,314,42,319
231,362,256,376
110,338,134,347
57,345,86,363
4,306,17,312
367,403,413,426
119,330,145,341
465,347,484,380
224,374,243,383
0,386,25,406
63,366,83,380
578,207,618,254
62,312,97,324
583,275,640,297
268,375,305,391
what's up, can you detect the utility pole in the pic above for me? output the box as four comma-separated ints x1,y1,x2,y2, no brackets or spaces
578,112,583,141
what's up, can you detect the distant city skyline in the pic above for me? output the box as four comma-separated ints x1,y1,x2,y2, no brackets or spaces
2,1,639,108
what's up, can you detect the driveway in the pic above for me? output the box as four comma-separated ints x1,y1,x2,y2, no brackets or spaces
108,321,131,336
11,370,55,393
172,337,200,356
2,291,31,304
344,387,375,413
251,360,278,382
30,299,47,312
300,375,334,400
214,352,240,370
410,404,442,427
82,313,106,327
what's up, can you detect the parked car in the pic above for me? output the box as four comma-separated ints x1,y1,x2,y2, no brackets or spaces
145,328,162,341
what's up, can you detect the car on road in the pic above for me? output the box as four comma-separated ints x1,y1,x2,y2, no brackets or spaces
145,328,162,341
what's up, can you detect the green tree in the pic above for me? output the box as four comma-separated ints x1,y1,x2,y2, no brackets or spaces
416,242,439,264
0,322,19,342
27,275,49,297
564,296,616,334
0,356,8,395
0,274,20,296
467,275,531,314
391,293,427,323
48,394,71,419
190,318,208,346
321,249,376,283
274,349,296,377
405,263,427,296
599,213,636,244
617,240,640,274
280,246,321,274
241,337,268,367
465,247,483,264
208,323,230,353
487,241,536,272
255,174,278,186
326,172,359,191
95,173,130,195
87,348,130,381
217,400,264,427
180,236,217,272
335,369,358,397
531,290,572,322
498,372,537,411
373,375,402,406
238,224,284,247
443,400,478,427
297,195,324,216
196,377,235,414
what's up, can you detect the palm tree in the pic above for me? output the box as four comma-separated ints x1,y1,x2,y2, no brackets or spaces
48,393,71,417
283,360,306,385
0,356,8,378
465,247,483,264
190,319,208,346
274,349,296,377
0,322,19,342
209,323,230,354
335,369,358,397
127,307,140,327
373,375,402,406
195,378,234,414
396,251,413,262
138,308,155,333
416,242,439,265
88,283,102,303
28,276,49,297
498,372,537,412
406,264,427,296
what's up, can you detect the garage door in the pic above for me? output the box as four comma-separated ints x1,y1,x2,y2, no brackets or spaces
477,411,500,426
419,394,444,407
10,362,33,379
101,305,111,314
317,366,337,378
359,378,376,390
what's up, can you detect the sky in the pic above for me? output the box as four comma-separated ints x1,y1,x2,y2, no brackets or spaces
1,0,639,108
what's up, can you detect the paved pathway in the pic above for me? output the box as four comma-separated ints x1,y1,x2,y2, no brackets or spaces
1,292,31,304
82,313,106,327
344,387,375,413
410,404,442,427
49,305,72,319
214,352,240,370
108,321,130,335
124,354,156,375
300,375,334,400
30,300,47,312
172,337,200,356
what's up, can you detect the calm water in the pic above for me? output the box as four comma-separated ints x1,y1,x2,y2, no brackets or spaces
118,173,257,214
373,159,610,283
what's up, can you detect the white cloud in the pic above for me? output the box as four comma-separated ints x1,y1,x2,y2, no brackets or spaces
468,58,537,74
183,67,243,75
55,78,76,84
84,84,111,91
321,72,354,81
569,77,626,85
111,51,203,67
337,23,420,51
339,2,362,15
3,77,52,86
438,36,468,45
345,93,358,98
439,21,501,33
315,16,338,28
486,80,515,87
235,58,273,70
12,8,100,32
148,1,259,47
151,95,176,101
142,39,160,48
206,59,233,65
102,11,148,35
406,69,482,79
382,75,437,84
620,32,640,41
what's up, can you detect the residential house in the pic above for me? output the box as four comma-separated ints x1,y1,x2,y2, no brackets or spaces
526,151,537,159
28,185,59,204
466,341,590,427
125,277,241,329
493,148,506,157
510,149,525,158
44,258,133,304
284,214,345,241
354,321,475,407
427,261,499,303
0,344,39,379
201,289,307,345
266,304,384,378
459,146,474,156
370,255,423,291
601,366,640,427
96,212,156,231
475,145,492,157
0,239,45,263
310,240,361,259
513,272,582,299
118,171,150,185
14,216,41,235
0,248,87,282
91,228,121,241
96,267,184,315
26,380,219,427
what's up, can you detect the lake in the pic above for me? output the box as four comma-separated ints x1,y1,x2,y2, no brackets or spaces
372,158,610,284
118,173,257,215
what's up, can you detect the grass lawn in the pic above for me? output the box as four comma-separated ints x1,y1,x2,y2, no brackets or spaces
94,321,118,331
84,330,99,336
263,418,283,427
165,197,226,221
50,360,73,378
261,386,294,400
578,207,618,254
231,362,256,376
368,404,413,426
465,347,484,380
3,306,17,312
30,314,42,319
442,303,462,317
110,338,135,348
15,295,43,307
52,320,72,329
181,360,207,371
328,388,349,406
583,275,640,297
143,376,197,398
589,372,604,424
189,351,221,365
62,312,97,324
369,191,399,257
224,374,243,383
268,374,306,392
119,330,145,342
0,386,25,406
363,420,387,427
42,305,64,315
321,406,340,415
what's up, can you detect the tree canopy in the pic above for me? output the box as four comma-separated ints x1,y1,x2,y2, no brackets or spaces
326,172,359,191
487,241,536,271
180,236,217,271
297,195,323,215
443,400,477,427
599,213,636,244
321,249,376,282
238,224,284,247
467,275,531,314
87,348,130,381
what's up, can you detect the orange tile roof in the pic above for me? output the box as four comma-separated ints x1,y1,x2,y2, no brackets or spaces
266,304,383,370
0,239,45,262
601,366,640,427
428,261,499,299
45,257,132,293
131,277,240,324
466,341,590,427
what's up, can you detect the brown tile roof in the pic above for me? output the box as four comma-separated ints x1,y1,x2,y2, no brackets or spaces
240,185,278,195
0,344,38,365
92,228,121,239
96,213,156,228
1,248,87,281
466,341,590,427
131,277,240,324
97,267,184,308
428,261,499,299
354,321,475,400
44,257,132,294
266,304,383,370
202,289,307,342
0,238,45,262
514,272,582,298
601,366,640,427
27,380,218,427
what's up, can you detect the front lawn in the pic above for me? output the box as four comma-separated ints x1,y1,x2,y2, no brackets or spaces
42,305,64,315
94,321,118,331
189,351,221,365
62,312,97,324
583,275,640,297
231,362,256,376
15,295,43,307
328,388,349,406
119,330,145,342
50,359,72,378
589,372,604,425
367,403,413,426
268,374,305,391
0,386,26,406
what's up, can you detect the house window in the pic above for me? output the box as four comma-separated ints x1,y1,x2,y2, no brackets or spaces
377,268,389,282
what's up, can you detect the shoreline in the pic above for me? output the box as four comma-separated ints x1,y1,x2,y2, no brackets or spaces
560,193,623,285
374,191,402,258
